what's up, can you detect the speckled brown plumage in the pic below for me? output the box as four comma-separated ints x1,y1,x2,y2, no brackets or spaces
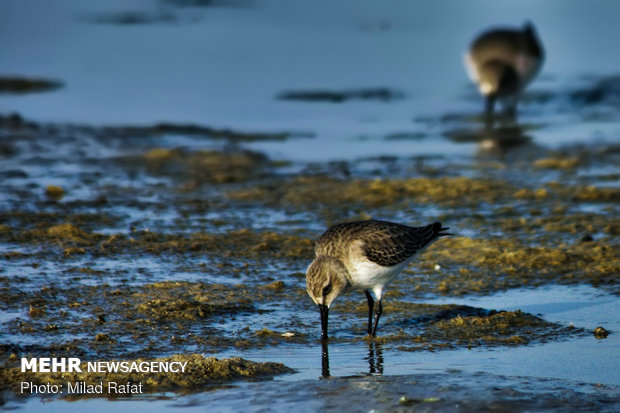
316,220,448,267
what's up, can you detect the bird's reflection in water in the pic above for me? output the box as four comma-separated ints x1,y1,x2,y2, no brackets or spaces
366,341,384,375
477,124,533,158
320,339,384,378
444,114,539,160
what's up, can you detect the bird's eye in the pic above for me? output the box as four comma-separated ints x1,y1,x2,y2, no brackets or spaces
322,284,332,297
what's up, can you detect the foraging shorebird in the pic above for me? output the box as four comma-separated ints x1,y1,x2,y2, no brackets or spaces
465,21,544,117
306,220,450,338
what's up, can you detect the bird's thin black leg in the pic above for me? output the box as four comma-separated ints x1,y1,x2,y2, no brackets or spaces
365,291,374,335
370,299,383,337
485,94,496,117
505,95,518,119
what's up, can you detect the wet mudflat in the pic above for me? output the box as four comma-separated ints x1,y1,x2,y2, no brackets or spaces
1,0,620,411
1,103,618,409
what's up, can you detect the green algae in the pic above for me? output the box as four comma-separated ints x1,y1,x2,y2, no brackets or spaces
0,211,117,234
495,212,619,237
0,217,314,260
228,175,620,215
387,235,620,296
429,310,557,345
46,223,98,245
346,302,581,348
228,176,517,208
428,236,620,293
570,185,620,202
120,228,313,259
134,147,273,183
533,157,580,169
133,281,255,321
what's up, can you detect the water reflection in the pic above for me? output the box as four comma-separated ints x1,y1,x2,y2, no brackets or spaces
443,115,538,160
320,340,384,378
476,124,533,158
367,341,384,375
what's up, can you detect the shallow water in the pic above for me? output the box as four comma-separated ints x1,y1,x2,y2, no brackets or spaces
1,0,619,411
4,285,619,411
2,0,620,160
212,285,620,383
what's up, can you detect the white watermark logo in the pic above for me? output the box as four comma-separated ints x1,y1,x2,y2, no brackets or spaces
19,357,189,395
21,358,82,373
20,358,188,373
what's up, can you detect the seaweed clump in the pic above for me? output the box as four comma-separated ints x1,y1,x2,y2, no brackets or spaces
228,176,516,208
429,310,552,345
137,148,272,183
428,237,620,294
356,303,580,350
0,219,314,260
133,281,255,321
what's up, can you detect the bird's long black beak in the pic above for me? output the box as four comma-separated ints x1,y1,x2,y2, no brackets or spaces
321,338,330,378
319,304,329,339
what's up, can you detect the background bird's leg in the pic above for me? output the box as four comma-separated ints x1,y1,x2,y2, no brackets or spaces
485,94,496,118
504,95,518,119
370,300,383,336
365,291,374,335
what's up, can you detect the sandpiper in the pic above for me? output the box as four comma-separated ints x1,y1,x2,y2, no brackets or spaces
465,21,544,117
306,220,450,338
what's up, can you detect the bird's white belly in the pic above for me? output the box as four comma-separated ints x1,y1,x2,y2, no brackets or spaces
464,52,480,83
464,51,542,93
348,259,410,300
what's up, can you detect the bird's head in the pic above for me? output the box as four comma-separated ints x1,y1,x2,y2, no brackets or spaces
306,256,350,309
